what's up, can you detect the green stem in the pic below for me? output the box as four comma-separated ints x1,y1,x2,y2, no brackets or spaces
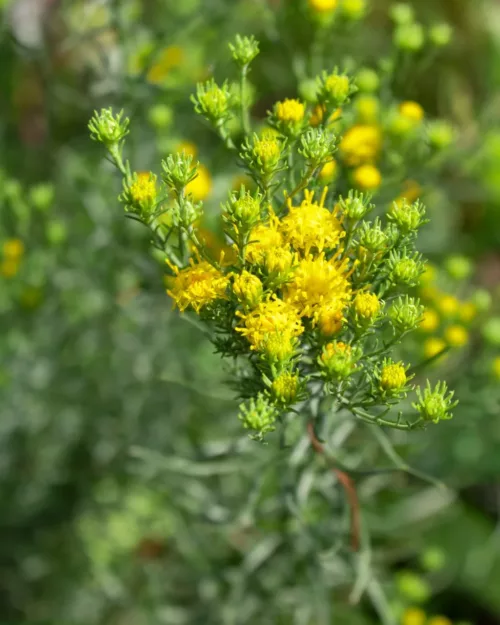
240,65,250,136
281,163,316,210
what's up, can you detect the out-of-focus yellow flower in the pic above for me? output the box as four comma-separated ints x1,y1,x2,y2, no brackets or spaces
424,337,447,360
308,0,338,12
186,164,212,201
355,95,379,122
437,294,459,317
492,356,500,379
401,607,426,625
393,180,422,210
353,164,382,190
340,124,382,166
147,45,184,84
310,105,342,127
3,239,24,260
399,101,424,123
420,308,439,332
319,159,338,182
444,324,468,347
459,301,476,323
1,259,20,278
419,262,436,285
175,141,197,158
427,617,452,625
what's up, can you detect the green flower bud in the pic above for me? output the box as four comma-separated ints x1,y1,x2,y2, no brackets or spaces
29,183,54,211
232,270,263,310
229,34,260,67
388,296,424,334
378,359,411,396
147,104,173,130
429,23,452,47
419,546,446,572
241,133,283,175
298,128,337,164
413,380,457,423
427,120,455,150
318,70,356,107
270,371,303,405
472,288,492,312
388,199,427,233
357,218,388,252
223,187,262,233
238,393,278,440
394,22,425,52
390,3,414,25
396,570,431,603
192,79,231,123
161,152,199,192
339,190,373,220
89,108,130,147
356,68,380,93
444,255,473,281
388,250,423,286
482,317,500,347
319,341,359,380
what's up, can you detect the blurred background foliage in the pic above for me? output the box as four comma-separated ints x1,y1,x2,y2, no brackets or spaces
0,0,500,623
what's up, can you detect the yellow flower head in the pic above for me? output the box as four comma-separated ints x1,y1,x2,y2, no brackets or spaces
186,164,212,201
284,253,351,318
340,124,382,166
353,291,380,320
281,188,344,256
316,303,344,336
353,164,382,190
236,297,304,350
444,324,468,347
380,363,407,391
309,0,338,12
419,308,439,332
274,99,305,123
253,138,281,165
272,371,300,404
264,246,295,276
246,217,284,265
401,607,426,625
232,271,263,310
437,293,459,317
130,172,157,205
399,101,424,123
319,159,338,182
147,45,184,84
424,337,447,360
2,239,24,260
492,356,500,380
167,260,228,313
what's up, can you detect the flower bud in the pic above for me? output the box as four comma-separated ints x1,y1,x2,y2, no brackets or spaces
271,371,301,405
353,291,381,325
390,3,414,24
223,187,262,233
427,120,455,150
29,183,54,211
357,218,388,252
89,108,130,147
429,23,452,47
228,34,260,67
248,135,282,174
162,153,199,192
388,251,423,286
120,172,158,218
299,128,337,164
394,22,425,52
147,104,173,130
339,190,373,220
340,0,367,21
192,79,231,123
232,271,263,310
238,393,278,440
356,68,380,93
272,99,306,136
413,381,457,423
389,296,423,334
388,199,427,233
318,70,355,107
379,360,410,396
260,332,298,364
320,341,358,379
444,255,473,281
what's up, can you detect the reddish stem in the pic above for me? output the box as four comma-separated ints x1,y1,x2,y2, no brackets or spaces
307,422,360,551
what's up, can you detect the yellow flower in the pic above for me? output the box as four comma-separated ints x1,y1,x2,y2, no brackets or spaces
427,617,452,625
186,164,212,201
260,332,297,362
3,239,24,260
419,308,439,332
355,95,379,122
353,164,382,190
275,99,305,123
353,291,380,320
424,337,447,360
175,140,197,157
253,138,281,164
310,105,342,127
316,303,344,336
166,259,229,313
232,271,263,310
401,607,426,625
492,356,500,380
437,294,459,317
399,101,424,123
459,301,476,323
420,262,436,285
264,246,295,276
130,172,157,205
380,363,407,390
281,188,344,256
284,253,351,318
246,217,284,265
319,159,338,182
309,0,338,12
1,259,19,278
340,124,382,166
444,324,468,347
272,371,300,403
236,297,304,350
147,45,184,84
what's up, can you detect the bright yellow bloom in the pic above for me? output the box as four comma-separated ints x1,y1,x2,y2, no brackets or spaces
275,99,305,123
246,217,284,265
353,164,382,190
264,246,295,276
380,363,407,390
419,308,439,332
319,159,338,182
130,172,157,205
427,617,452,625
147,45,184,84
236,297,304,350
399,101,424,123
424,337,447,360
232,271,263,310
353,291,380,320
437,294,459,317
340,124,382,166
272,372,300,403
175,140,197,157
3,239,24,260
492,356,500,379
444,324,468,347
316,303,344,336
401,607,426,625
253,138,281,164
281,188,344,256
1,259,19,278
459,301,476,323
309,0,338,12
284,253,351,318
186,164,212,201
167,260,228,313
